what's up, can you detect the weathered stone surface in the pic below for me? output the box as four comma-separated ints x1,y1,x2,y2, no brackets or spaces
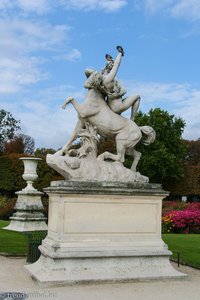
26,182,186,285
4,190,47,232
46,180,164,195
4,157,47,232
47,154,149,183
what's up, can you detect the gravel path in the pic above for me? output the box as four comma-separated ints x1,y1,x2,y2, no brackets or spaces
0,256,200,300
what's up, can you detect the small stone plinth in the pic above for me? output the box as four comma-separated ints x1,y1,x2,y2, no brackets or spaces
25,181,186,285
4,190,47,232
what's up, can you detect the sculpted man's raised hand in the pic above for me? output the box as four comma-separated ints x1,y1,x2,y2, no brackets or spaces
87,46,141,121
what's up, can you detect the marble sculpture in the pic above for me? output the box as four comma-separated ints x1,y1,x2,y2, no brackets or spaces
47,46,156,183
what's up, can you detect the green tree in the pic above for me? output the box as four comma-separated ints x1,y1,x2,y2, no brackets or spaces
168,138,200,196
34,148,56,156
130,108,187,187
184,139,200,165
0,110,20,153
18,134,35,154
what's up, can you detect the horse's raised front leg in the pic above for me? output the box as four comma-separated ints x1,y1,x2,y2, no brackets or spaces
62,97,86,118
62,96,98,119
62,97,74,109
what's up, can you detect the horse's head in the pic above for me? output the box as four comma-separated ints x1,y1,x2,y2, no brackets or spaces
85,68,95,78
84,70,104,91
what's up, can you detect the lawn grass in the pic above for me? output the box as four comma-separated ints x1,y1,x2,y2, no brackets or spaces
163,233,200,269
0,220,28,255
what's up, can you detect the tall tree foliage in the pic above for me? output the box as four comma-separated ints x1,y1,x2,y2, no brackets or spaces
184,139,200,165
18,134,35,154
132,108,187,186
169,139,200,196
0,110,20,153
4,134,35,155
34,148,56,156
4,137,24,154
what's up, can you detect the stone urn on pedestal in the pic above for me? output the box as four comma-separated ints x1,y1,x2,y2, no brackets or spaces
21,157,41,192
4,157,47,232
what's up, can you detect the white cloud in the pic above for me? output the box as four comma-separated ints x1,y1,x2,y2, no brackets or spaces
0,85,85,148
59,0,127,12
0,57,48,94
144,0,174,14
16,0,52,14
0,18,71,94
124,80,190,104
0,0,127,14
62,49,82,62
0,0,52,15
1,19,70,52
123,80,200,140
99,0,127,11
0,0,14,10
137,0,200,21
54,48,82,62
19,104,78,149
171,0,200,21
21,102,74,145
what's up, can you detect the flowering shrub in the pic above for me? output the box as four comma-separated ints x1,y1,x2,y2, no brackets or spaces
162,200,187,215
162,215,174,233
162,201,200,233
186,202,200,211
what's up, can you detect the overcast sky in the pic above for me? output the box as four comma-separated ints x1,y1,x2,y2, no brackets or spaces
0,0,200,149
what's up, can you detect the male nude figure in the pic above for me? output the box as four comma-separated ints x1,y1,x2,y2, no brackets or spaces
100,46,140,121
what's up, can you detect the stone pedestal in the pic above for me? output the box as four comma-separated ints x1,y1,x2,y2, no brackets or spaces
26,181,186,285
4,190,47,232
4,157,47,232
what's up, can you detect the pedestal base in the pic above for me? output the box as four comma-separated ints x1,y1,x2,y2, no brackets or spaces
26,253,186,286
4,191,47,232
25,181,186,285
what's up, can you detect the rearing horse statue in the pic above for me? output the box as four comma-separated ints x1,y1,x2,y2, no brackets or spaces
57,46,155,172
59,72,155,172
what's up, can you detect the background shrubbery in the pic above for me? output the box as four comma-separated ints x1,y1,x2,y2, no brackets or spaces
0,195,17,220
162,200,187,215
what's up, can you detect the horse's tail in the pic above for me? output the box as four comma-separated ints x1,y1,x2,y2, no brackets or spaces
139,126,156,146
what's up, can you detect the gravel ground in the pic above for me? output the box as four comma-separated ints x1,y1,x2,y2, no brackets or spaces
0,256,200,300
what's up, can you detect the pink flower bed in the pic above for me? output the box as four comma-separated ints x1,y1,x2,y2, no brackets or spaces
162,202,200,233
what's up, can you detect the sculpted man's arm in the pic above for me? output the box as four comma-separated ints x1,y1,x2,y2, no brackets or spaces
103,46,124,84
103,52,122,84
